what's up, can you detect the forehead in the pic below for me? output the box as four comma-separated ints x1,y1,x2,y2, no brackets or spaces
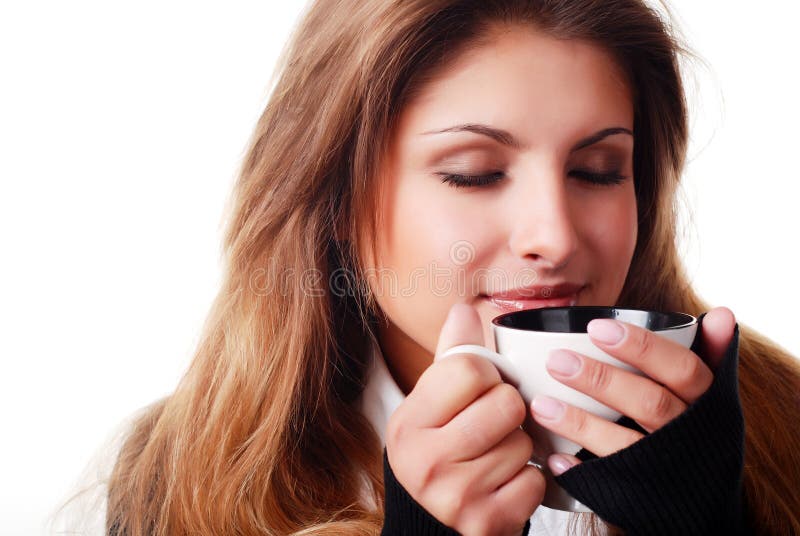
394,24,633,152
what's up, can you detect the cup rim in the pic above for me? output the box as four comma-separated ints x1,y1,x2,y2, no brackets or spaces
491,305,697,333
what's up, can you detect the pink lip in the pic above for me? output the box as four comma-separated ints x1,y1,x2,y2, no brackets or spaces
486,282,585,300
483,292,580,313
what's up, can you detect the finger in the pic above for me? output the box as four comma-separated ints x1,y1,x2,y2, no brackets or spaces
548,453,581,476
531,395,644,457
489,464,545,530
403,302,499,428
586,318,714,403
699,307,737,370
435,303,486,358
407,353,502,428
546,350,687,432
456,428,533,493
442,383,526,460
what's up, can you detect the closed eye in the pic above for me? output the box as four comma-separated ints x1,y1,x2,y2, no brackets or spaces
436,171,504,188
569,170,627,186
436,170,627,188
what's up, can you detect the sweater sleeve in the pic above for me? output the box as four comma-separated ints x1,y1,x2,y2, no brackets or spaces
381,448,532,536
555,312,750,535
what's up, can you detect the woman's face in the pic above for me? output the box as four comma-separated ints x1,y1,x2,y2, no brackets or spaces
364,25,638,391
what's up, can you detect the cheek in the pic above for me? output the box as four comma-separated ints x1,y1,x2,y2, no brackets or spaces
370,178,490,351
580,185,638,290
598,197,636,253
385,173,497,273
384,192,458,274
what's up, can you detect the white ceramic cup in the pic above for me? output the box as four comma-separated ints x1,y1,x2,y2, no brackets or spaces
439,306,698,512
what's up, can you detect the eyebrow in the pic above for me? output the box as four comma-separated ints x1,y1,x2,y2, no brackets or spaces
421,124,633,151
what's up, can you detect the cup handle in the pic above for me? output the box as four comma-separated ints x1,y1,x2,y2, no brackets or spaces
439,344,522,389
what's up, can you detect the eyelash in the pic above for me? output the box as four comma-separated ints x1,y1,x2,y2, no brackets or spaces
437,170,627,188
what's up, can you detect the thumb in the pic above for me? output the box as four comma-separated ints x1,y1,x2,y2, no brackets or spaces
434,303,486,359
700,306,737,370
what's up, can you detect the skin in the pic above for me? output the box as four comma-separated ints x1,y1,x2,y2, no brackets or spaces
365,23,737,536
369,24,638,395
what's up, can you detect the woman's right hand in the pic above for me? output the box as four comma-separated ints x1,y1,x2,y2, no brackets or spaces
385,303,545,536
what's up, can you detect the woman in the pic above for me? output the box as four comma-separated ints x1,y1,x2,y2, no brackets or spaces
105,0,800,534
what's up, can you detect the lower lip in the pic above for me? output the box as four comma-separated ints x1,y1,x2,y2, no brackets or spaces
483,292,580,313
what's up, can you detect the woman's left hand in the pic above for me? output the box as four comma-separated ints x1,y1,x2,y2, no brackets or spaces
530,306,737,476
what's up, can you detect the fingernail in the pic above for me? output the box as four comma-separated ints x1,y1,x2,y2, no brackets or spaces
547,349,581,378
549,454,576,476
532,396,565,420
587,319,625,345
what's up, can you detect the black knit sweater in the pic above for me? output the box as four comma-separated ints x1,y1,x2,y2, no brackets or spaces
381,313,751,535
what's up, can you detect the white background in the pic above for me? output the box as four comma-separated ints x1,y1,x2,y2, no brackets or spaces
1,1,798,534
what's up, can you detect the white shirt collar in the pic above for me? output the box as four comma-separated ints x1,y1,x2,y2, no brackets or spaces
360,336,406,446
358,337,583,535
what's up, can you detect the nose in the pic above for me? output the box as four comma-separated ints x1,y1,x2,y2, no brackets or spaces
507,168,578,269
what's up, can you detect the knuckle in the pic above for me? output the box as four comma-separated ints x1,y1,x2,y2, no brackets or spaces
586,361,612,393
468,353,502,381
524,465,547,505
460,461,484,491
434,485,468,520
642,387,676,421
514,466,546,514
407,445,447,491
455,412,485,447
512,428,534,460
572,407,591,437
494,383,527,427
450,413,492,457
486,471,543,533
415,458,441,490
385,413,406,447
676,353,702,387
387,439,445,494
633,330,655,362
457,355,496,392
459,514,491,536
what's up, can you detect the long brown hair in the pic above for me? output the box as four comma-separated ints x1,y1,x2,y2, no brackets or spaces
103,1,800,534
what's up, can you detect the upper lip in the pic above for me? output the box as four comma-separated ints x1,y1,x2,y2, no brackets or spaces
485,282,584,300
